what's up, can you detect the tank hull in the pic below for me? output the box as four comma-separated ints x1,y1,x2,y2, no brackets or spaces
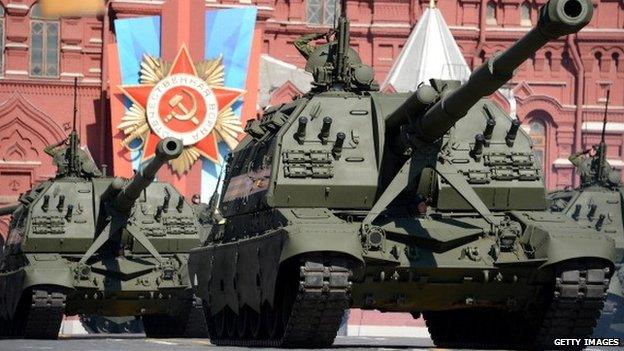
189,207,615,348
0,252,203,338
0,172,207,339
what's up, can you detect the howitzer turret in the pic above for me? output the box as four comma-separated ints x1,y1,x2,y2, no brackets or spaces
189,0,615,349
393,0,593,144
112,137,183,213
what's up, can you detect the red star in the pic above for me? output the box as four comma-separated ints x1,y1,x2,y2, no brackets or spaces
119,45,244,164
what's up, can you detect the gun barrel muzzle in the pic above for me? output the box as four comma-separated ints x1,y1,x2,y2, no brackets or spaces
411,0,593,143
113,137,183,212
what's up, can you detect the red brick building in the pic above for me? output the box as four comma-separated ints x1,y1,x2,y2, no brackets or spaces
0,0,622,236
0,0,106,236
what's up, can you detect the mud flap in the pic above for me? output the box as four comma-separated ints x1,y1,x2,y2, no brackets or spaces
22,266,74,291
515,212,616,269
190,227,362,317
189,231,282,316
279,227,363,263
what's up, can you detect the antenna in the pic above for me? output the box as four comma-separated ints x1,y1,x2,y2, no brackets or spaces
209,165,225,208
596,89,609,182
332,0,339,29
334,0,349,84
68,77,80,176
72,77,78,132
601,89,609,144
207,162,227,224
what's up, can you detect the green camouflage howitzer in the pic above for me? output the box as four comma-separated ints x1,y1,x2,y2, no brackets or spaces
547,90,624,339
188,0,615,349
0,80,207,339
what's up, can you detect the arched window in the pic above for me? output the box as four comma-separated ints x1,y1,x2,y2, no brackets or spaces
307,0,338,25
486,1,497,25
594,51,602,72
521,2,531,26
30,3,59,78
528,119,546,170
545,51,552,70
0,6,4,74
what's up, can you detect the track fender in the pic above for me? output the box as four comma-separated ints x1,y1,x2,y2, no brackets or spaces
519,220,616,269
0,261,73,319
22,264,74,290
190,225,363,316
279,225,364,263
189,231,283,316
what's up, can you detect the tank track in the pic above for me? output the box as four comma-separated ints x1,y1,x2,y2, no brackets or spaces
142,301,208,338
184,296,210,337
2,288,67,339
534,265,610,349
142,297,209,338
424,263,610,350
208,260,351,348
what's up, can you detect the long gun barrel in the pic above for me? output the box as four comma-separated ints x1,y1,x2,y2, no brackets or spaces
0,203,19,216
407,0,593,143
113,137,183,213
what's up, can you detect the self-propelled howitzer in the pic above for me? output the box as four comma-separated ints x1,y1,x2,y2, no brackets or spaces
0,137,207,339
189,0,615,349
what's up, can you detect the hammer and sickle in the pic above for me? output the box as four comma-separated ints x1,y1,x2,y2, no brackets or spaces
164,88,199,125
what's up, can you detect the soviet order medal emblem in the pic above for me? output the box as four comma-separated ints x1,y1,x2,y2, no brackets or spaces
118,45,244,174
